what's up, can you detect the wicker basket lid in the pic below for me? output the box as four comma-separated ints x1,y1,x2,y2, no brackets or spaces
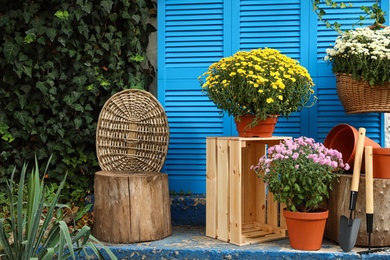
96,89,169,172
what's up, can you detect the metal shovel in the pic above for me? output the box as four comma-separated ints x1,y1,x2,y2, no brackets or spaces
339,127,365,252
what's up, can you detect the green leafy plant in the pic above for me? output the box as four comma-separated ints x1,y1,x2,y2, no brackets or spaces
0,157,117,260
199,48,316,126
312,0,387,33
252,137,349,212
325,27,390,86
0,0,157,204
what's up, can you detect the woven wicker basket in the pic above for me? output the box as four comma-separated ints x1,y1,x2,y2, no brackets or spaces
96,89,169,172
336,74,390,113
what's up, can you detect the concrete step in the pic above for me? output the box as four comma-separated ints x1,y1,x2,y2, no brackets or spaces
99,225,390,259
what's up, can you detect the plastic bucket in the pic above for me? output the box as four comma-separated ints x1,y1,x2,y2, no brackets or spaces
324,124,381,172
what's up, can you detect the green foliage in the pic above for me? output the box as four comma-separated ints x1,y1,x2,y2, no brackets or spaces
0,0,157,203
312,0,387,34
0,157,117,260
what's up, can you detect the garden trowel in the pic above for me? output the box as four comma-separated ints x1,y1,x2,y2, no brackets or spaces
339,127,365,252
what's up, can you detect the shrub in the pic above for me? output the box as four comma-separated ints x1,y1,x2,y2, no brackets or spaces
0,0,156,203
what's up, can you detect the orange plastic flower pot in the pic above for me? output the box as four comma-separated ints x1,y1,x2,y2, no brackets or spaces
324,124,380,172
234,115,278,137
283,208,329,251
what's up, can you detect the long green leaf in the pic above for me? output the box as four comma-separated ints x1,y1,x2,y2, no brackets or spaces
40,248,56,260
87,235,118,260
58,221,75,260
17,163,28,256
0,218,15,260
27,160,46,258
38,223,61,259
34,171,67,254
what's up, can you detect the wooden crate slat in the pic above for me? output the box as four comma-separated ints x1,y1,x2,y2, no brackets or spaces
206,137,217,238
216,138,230,242
229,139,242,244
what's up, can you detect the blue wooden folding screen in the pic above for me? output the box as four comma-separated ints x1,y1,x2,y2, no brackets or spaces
157,0,388,193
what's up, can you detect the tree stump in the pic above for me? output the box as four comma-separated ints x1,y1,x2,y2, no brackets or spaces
93,171,172,243
325,174,390,247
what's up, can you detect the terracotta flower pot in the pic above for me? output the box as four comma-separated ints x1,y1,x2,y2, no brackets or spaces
234,115,278,137
324,124,380,172
283,208,329,251
373,147,390,179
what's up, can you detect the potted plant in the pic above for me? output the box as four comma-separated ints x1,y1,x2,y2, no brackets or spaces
199,48,316,137
251,136,350,250
313,1,390,113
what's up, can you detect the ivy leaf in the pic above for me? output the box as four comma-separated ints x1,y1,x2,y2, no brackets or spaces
72,76,87,87
46,28,57,42
22,60,33,78
54,10,69,20
74,104,84,112
79,1,92,14
3,73,16,85
63,95,74,106
101,0,113,13
130,54,144,62
40,132,48,143
132,14,141,23
14,111,29,126
3,42,20,63
74,118,82,129
36,81,48,94
57,129,65,138
16,92,27,109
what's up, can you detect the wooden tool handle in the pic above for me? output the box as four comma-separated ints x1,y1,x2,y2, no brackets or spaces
365,146,374,214
351,128,366,192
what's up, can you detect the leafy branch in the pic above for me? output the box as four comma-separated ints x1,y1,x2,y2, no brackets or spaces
312,0,387,33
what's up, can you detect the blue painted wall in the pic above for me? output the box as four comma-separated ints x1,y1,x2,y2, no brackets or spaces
158,0,389,193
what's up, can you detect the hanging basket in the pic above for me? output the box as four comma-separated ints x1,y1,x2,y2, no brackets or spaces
336,74,390,114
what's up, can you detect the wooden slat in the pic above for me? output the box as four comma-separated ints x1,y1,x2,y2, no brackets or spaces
216,138,230,242
254,142,267,224
206,137,217,238
279,202,287,229
242,140,257,223
267,192,278,226
229,139,242,244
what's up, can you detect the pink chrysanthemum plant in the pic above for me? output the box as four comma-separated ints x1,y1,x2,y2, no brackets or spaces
251,136,350,213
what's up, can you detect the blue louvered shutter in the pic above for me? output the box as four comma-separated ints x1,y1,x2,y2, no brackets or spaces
158,0,228,193
234,0,307,137
158,0,388,193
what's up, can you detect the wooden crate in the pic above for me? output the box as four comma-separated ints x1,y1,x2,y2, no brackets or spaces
206,136,290,246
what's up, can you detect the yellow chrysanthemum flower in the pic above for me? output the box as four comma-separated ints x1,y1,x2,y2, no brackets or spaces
198,47,316,121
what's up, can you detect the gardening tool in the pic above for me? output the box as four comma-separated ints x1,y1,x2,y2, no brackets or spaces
339,127,365,252
358,147,390,255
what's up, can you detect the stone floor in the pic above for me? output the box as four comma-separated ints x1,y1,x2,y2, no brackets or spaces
92,225,390,260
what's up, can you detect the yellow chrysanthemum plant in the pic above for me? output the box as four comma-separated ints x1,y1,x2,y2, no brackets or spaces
199,48,316,127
